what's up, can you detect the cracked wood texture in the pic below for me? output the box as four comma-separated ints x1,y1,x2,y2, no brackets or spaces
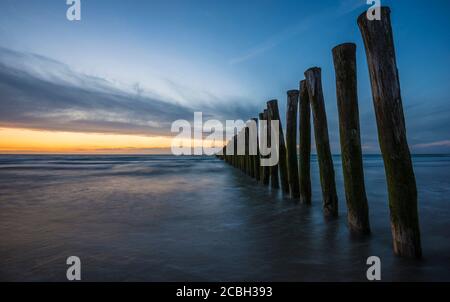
286,90,300,198
299,81,312,205
358,7,421,258
305,68,338,217
332,43,371,234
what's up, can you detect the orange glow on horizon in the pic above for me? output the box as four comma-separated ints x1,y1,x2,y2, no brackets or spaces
0,127,224,154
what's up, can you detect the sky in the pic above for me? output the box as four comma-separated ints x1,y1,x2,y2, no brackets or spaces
0,0,449,154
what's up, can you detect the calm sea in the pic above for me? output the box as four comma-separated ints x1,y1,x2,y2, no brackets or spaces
0,154,449,281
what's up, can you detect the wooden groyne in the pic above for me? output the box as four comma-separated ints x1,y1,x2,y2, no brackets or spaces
305,67,339,218
358,7,421,258
216,6,421,258
268,100,289,194
299,80,312,205
332,43,371,235
286,90,300,199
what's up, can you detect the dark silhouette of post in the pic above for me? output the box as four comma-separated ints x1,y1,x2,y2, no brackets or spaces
358,7,421,257
245,126,250,176
233,135,238,168
252,118,260,181
286,90,300,198
268,100,289,193
248,122,256,178
241,128,246,173
305,67,338,217
266,104,279,189
333,43,371,234
238,129,244,172
258,112,265,183
299,81,312,204
262,109,271,186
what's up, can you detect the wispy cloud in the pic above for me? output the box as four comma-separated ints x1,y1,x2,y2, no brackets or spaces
0,47,259,137
414,140,450,149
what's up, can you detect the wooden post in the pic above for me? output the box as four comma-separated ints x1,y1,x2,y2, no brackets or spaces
245,125,254,177
244,126,250,175
224,145,228,163
237,130,243,171
249,125,255,178
267,100,289,193
333,43,371,234
305,67,338,217
358,7,421,257
286,90,300,198
240,129,245,172
262,110,271,186
252,118,260,181
266,105,279,189
258,112,265,183
233,135,238,168
299,81,312,204
245,127,250,175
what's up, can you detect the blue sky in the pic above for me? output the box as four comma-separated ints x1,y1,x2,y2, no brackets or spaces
0,0,449,153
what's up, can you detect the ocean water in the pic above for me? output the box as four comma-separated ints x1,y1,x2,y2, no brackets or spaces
0,154,449,282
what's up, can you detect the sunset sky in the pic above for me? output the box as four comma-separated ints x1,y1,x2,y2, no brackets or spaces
0,0,449,154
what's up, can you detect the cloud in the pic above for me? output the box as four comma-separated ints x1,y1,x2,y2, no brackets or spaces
0,47,258,137
414,140,450,149
0,46,448,154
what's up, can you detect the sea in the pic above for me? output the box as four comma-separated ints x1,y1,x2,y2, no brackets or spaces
0,154,449,281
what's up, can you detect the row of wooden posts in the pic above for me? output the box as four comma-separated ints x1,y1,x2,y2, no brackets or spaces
216,7,421,259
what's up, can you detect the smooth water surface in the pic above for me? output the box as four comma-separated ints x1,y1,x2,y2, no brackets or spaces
0,155,449,281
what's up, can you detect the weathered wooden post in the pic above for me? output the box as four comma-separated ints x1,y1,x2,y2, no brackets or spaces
233,135,238,168
237,130,243,171
358,7,421,257
245,127,250,175
244,125,249,175
258,112,265,183
246,125,253,177
224,144,228,163
299,80,312,204
252,118,260,181
267,100,289,193
266,105,279,189
262,110,271,186
238,129,245,172
333,43,371,234
286,90,300,198
250,121,256,179
305,68,338,217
